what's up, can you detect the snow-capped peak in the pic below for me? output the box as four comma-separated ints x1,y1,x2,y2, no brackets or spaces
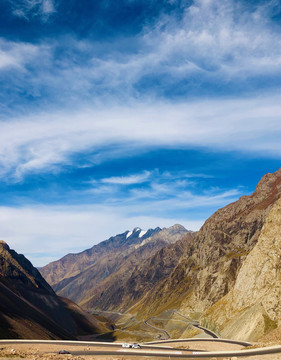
126,227,149,239
139,230,147,238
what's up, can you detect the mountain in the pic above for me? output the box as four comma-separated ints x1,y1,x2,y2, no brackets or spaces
203,195,281,341
40,226,162,287
81,229,195,312
0,241,108,339
40,225,190,308
127,168,281,341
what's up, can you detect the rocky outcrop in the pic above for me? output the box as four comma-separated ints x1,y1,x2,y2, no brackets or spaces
0,241,107,339
203,196,281,341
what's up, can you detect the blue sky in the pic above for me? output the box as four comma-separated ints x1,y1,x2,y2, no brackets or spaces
1,0,281,266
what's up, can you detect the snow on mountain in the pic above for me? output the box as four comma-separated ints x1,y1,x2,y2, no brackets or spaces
139,230,147,238
126,228,148,239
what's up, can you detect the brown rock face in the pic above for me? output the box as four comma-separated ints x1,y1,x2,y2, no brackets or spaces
0,242,107,339
130,168,281,329
204,196,281,341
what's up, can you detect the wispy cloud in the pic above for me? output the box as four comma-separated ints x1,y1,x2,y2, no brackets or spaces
0,38,41,70
2,0,281,111
101,171,151,185
151,0,281,79
9,0,56,21
0,95,281,180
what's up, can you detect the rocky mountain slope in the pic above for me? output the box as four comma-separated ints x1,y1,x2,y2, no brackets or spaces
204,195,281,341
40,227,161,287
127,168,281,341
82,231,194,312
0,241,108,339
40,225,190,309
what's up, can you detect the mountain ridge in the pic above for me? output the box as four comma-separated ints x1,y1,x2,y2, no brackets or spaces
40,226,162,287
0,241,109,339
40,225,191,308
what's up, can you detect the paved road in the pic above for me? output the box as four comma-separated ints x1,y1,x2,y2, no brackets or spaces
143,310,219,341
144,316,171,340
174,311,219,338
66,346,281,358
0,339,197,353
145,337,252,347
1,339,281,358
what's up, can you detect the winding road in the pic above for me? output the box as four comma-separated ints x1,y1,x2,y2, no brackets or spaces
144,316,171,340
144,310,219,340
174,311,219,338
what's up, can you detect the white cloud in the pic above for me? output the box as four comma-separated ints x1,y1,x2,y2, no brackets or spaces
3,0,281,107
10,0,56,20
0,94,281,180
101,171,151,185
41,0,55,14
147,0,281,78
0,39,40,70
68,0,281,92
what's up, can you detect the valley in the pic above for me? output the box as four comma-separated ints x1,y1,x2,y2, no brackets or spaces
1,169,281,359
39,169,281,344
91,309,217,342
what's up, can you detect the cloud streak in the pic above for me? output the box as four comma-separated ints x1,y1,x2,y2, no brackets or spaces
0,95,281,180
101,171,151,185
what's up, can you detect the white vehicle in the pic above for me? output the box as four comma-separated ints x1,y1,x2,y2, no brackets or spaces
122,343,141,349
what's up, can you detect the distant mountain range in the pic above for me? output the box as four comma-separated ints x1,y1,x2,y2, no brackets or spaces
0,241,109,339
40,224,191,311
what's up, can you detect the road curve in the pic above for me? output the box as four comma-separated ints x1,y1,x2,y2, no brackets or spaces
144,317,171,340
144,337,252,347
174,311,219,338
